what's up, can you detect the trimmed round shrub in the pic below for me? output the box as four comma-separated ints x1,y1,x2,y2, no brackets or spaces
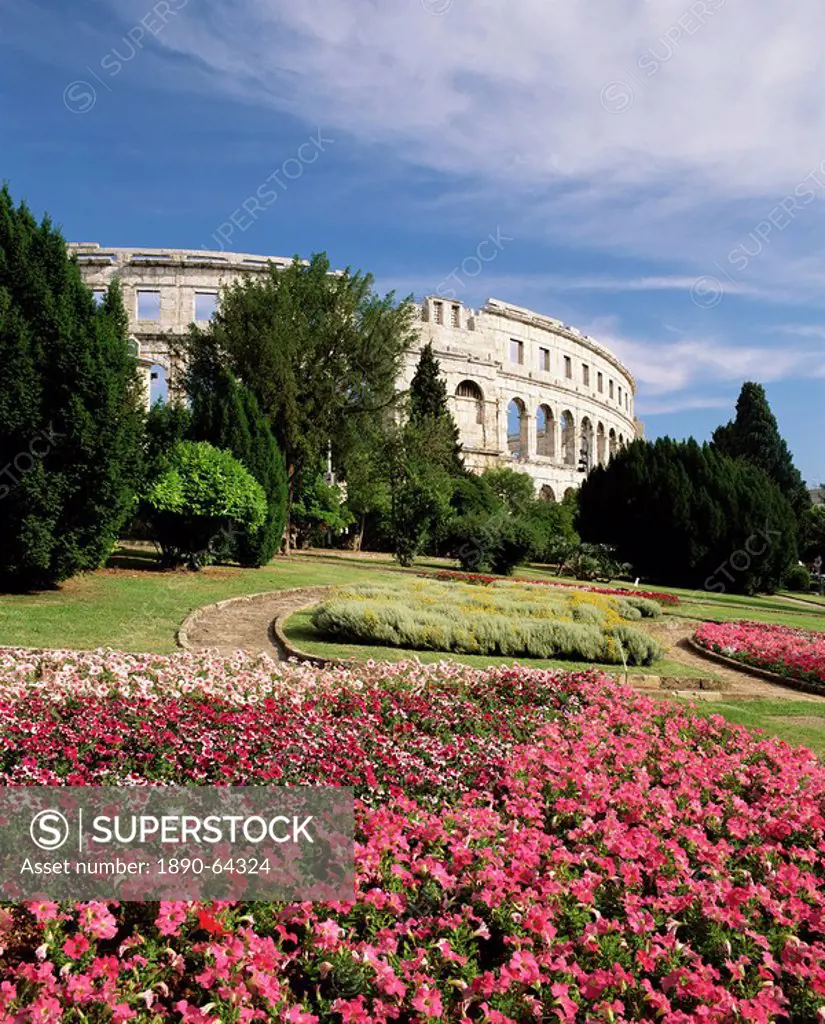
142,440,266,568
783,564,811,592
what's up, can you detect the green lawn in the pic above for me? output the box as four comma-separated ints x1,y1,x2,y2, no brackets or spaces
0,548,408,652
514,567,825,631
282,609,716,679
3,547,824,653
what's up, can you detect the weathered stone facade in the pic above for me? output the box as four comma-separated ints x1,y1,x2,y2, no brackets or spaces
69,243,641,500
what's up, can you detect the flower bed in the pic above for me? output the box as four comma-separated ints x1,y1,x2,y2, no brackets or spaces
313,579,664,665
1,648,824,1021
421,571,681,606
694,620,825,691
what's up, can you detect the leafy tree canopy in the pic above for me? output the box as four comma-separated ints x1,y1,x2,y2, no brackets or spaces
183,253,417,551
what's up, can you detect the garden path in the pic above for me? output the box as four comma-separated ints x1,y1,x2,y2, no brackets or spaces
643,619,825,702
182,587,330,659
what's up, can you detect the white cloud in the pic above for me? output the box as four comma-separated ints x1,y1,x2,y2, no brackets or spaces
583,316,825,396
136,0,825,267
638,396,733,416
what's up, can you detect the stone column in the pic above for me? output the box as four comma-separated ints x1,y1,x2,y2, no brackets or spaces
525,409,536,460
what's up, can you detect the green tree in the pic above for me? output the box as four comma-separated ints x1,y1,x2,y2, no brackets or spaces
480,467,535,513
408,342,463,471
142,441,266,569
291,470,354,548
337,418,392,551
577,437,797,594
184,253,417,552
802,504,825,563
379,421,455,566
0,186,143,589
712,382,810,530
187,354,287,566
142,401,192,480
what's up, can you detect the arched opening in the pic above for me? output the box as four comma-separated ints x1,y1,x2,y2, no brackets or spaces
455,380,484,424
535,404,555,457
455,380,486,450
149,363,168,407
507,398,527,458
563,487,576,501
561,410,575,466
580,417,594,471
619,432,625,447
596,422,606,465
539,485,556,502
608,428,617,460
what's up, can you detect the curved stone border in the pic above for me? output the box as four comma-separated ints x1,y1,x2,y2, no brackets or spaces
687,636,825,699
177,587,332,654
272,599,351,667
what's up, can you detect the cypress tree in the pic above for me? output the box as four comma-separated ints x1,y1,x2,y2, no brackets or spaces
408,342,463,472
577,437,796,593
712,382,810,526
0,185,142,589
188,356,287,566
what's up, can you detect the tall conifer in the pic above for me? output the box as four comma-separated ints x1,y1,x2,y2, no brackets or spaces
0,186,142,588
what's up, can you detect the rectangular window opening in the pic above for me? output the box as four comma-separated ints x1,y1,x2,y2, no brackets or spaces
136,289,161,321
510,339,524,364
194,292,218,322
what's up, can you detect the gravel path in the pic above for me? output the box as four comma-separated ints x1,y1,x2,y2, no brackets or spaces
183,588,329,659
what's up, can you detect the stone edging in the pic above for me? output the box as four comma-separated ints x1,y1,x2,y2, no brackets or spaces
686,636,825,698
272,598,351,667
176,587,333,652
620,672,730,692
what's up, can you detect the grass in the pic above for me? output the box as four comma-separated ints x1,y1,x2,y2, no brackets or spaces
0,547,406,652
673,698,825,757
282,608,714,678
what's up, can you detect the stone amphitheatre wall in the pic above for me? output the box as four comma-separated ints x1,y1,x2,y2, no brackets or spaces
69,243,641,500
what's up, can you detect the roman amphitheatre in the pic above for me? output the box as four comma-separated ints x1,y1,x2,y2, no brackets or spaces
69,242,641,502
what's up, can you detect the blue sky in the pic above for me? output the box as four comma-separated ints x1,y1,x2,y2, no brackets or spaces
2,0,825,485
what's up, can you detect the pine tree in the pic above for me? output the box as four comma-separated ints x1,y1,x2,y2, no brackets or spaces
0,185,143,589
408,342,463,472
712,382,810,526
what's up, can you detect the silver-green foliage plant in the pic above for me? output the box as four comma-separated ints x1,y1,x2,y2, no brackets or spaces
311,579,664,665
